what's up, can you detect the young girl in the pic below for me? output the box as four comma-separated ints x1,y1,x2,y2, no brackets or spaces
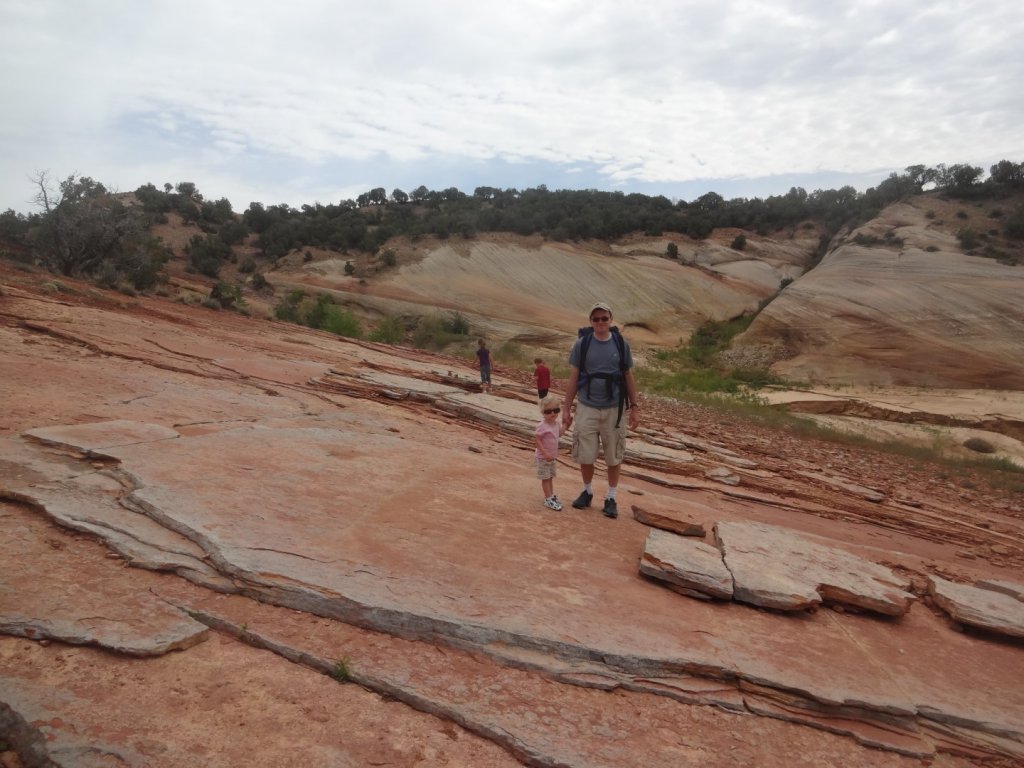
534,394,563,510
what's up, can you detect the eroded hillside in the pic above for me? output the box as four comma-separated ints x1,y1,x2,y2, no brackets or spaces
734,194,1024,388
271,227,818,353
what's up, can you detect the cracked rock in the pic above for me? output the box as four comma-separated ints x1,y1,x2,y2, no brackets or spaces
714,521,915,615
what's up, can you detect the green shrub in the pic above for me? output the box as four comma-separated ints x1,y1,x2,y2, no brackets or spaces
957,227,978,250
1005,207,1024,240
368,316,405,343
730,234,747,250
210,281,245,309
853,233,881,246
687,316,755,366
302,293,333,329
443,312,470,335
332,657,352,682
412,315,466,350
187,234,231,277
321,305,362,338
274,289,305,322
963,437,996,454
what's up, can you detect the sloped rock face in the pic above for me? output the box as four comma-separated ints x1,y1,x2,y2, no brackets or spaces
735,198,1024,388
2,271,1024,766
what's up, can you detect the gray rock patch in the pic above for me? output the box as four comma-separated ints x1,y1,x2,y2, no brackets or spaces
929,575,1024,639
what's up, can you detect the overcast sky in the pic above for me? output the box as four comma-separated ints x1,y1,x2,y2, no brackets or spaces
2,0,1022,214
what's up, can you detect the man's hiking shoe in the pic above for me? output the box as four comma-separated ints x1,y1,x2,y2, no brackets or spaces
602,497,618,519
571,490,593,509
544,497,563,511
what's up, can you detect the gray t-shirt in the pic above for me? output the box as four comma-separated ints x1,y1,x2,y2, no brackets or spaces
569,333,634,408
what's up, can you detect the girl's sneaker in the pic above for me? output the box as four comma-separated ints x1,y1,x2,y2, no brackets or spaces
544,496,563,511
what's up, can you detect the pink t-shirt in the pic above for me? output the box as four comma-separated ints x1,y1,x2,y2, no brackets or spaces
535,420,561,459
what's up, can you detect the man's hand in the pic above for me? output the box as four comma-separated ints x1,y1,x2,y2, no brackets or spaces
628,406,640,430
561,408,573,431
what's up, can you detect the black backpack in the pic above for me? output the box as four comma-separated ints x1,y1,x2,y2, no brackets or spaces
577,325,628,427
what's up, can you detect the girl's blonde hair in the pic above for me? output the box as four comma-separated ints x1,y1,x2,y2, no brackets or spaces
539,394,562,413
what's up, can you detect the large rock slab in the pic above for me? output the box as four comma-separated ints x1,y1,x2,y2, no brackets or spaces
639,529,733,599
3,280,1024,762
0,505,209,656
929,575,1024,639
24,419,180,453
0,436,230,589
714,521,915,615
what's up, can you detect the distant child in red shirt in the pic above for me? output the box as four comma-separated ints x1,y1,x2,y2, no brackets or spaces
534,357,551,400
535,395,563,510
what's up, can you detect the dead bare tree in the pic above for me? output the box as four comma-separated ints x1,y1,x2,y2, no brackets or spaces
29,171,166,288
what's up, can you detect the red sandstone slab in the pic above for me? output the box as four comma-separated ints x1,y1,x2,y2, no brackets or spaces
25,420,179,452
714,520,915,615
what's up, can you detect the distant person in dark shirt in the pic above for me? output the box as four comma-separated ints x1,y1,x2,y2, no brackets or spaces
475,339,492,393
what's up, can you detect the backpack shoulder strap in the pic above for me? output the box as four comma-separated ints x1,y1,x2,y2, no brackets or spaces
577,327,594,372
611,327,627,371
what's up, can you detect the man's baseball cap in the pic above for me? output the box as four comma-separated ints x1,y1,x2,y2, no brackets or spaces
589,302,612,316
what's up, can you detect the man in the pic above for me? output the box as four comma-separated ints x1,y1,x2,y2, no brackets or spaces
561,302,641,519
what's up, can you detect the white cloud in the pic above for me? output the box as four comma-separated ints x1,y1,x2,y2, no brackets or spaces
1,0,1022,211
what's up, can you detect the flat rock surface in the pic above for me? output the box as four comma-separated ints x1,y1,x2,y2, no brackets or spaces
929,575,1024,639
1,269,1023,766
